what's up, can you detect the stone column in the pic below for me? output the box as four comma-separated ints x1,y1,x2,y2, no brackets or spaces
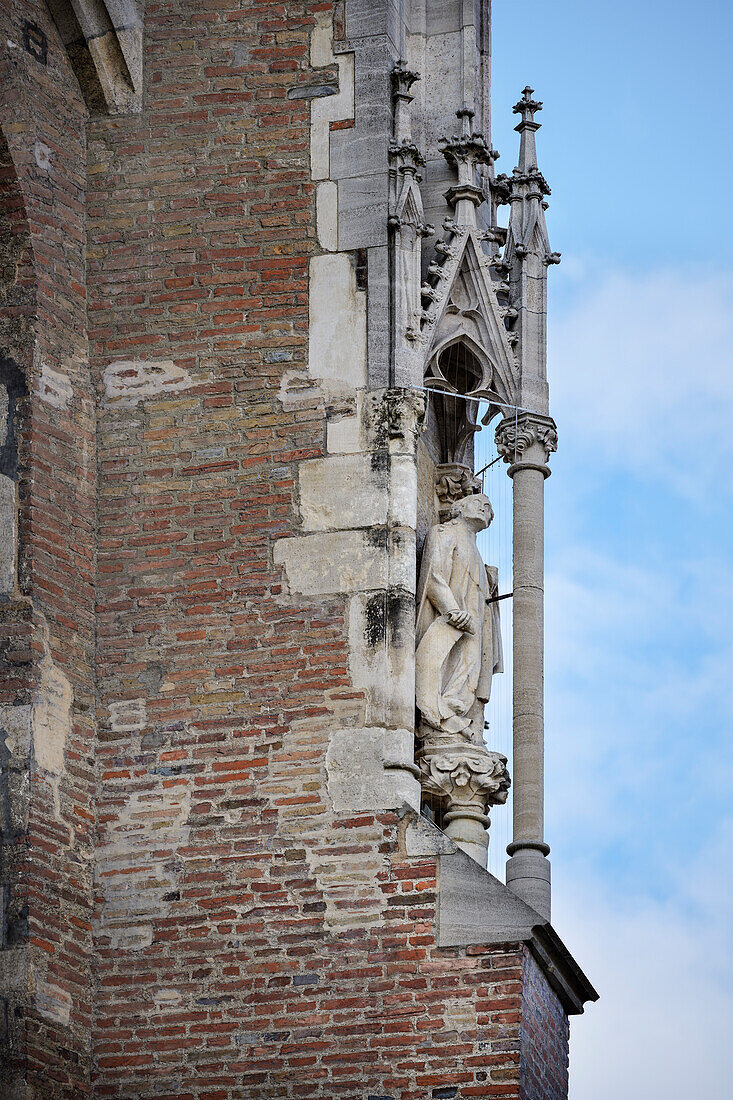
496,412,557,920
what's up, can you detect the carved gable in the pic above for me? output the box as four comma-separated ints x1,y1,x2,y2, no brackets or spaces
422,228,519,417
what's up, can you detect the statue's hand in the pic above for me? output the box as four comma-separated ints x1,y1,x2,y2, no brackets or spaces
446,608,474,633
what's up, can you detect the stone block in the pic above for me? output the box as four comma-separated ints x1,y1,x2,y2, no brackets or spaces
298,453,387,532
309,252,367,389
0,474,15,593
337,175,389,250
326,726,419,812
274,530,386,596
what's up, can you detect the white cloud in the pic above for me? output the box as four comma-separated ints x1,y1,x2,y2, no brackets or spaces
544,542,733,854
550,267,733,493
536,266,733,1095
555,833,733,1100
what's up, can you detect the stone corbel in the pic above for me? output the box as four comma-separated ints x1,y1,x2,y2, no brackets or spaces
434,462,481,522
419,742,510,865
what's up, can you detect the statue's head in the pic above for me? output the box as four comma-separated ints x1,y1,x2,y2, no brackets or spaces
450,492,494,532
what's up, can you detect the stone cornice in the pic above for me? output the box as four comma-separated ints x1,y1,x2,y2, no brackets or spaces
430,835,599,1016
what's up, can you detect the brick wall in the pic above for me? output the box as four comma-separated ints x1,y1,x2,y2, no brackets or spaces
85,3,543,1094
0,2,96,1094
519,950,569,1100
0,1,577,1096
87,0,348,1093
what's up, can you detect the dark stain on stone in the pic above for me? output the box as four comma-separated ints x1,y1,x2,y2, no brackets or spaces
365,525,388,552
387,590,414,648
0,359,27,481
363,592,386,648
370,447,389,479
287,82,339,100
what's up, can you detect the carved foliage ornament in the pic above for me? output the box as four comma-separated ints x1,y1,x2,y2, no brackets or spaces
434,462,481,522
419,746,510,810
495,413,558,465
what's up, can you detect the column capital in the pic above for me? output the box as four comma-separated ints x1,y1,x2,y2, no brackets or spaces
495,412,557,475
418,742,510,863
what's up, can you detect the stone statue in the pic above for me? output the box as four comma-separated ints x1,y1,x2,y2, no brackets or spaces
414,489,509,865
415,492,503,745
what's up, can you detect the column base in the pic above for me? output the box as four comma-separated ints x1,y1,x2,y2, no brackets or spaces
506,842,551,921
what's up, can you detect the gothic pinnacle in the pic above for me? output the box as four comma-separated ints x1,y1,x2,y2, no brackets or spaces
513,86,542,173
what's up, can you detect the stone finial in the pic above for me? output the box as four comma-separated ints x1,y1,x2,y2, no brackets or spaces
391,60,420,144
513,86,542,172
389,138,425,174
391,59,420,98
439,108,498,226
513,86,543,123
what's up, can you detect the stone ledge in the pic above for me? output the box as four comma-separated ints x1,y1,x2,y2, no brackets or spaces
436,840,598,1015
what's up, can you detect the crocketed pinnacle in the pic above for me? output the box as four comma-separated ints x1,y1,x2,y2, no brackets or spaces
513,86,542,173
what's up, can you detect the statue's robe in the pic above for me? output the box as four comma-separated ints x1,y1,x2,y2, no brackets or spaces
415,517,503,743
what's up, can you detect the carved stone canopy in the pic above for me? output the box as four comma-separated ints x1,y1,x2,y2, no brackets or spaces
420,229,519,425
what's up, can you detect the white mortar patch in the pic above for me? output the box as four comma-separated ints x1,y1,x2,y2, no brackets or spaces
443,997,478,1036
263,716,389,932
103,359,194,408
34,141,51,171
0,704,31,758
96,782,191,952
108,698,147,733
37,362,72,409
277,369,323,410
32,637,73,819
108,923,154,951
35,978,72,1026
155,987,183,1010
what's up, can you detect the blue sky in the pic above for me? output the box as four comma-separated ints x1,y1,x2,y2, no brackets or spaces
488,2,733,1095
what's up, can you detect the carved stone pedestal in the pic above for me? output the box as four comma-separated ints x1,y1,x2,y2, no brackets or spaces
418,740,510,865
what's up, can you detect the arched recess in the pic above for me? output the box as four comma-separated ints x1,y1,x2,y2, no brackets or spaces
0,129,33,596
424,335,496,466
45,0,142,114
